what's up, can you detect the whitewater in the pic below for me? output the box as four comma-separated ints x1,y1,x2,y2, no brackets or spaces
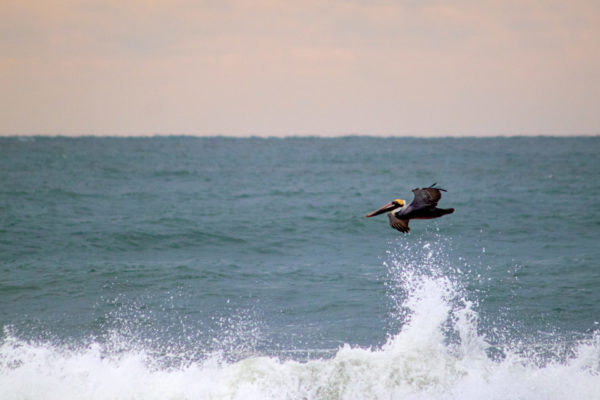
2,239,599,400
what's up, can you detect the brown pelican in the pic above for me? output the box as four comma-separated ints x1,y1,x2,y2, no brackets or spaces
366,183,454,232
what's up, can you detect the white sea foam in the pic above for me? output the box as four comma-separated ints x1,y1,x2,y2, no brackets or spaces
2,240,600,400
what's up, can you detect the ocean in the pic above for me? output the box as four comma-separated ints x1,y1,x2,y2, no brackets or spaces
1,136,599,399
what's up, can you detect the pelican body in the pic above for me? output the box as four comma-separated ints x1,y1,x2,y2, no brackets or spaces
366,183,454,232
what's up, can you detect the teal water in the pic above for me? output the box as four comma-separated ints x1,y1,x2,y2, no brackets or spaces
1,136,599,399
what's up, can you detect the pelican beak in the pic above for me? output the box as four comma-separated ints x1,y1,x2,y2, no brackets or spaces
366,202,399,218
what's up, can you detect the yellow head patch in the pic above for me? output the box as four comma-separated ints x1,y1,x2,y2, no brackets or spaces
394,199,405,206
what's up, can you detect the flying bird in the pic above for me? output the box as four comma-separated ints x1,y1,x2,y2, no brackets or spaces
366,183,454,232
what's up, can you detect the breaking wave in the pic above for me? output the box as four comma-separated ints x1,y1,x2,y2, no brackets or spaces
2,239,599,400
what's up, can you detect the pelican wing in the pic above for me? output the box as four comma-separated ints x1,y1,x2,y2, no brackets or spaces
410,184,446,209
388,213,410,232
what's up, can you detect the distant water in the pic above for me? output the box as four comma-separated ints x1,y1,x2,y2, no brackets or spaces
1,136,599,399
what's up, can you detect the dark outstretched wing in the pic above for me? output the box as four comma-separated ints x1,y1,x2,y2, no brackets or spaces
410,183,447,209
388,213,410,232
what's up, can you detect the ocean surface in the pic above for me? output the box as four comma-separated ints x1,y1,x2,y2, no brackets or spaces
1,136,599,399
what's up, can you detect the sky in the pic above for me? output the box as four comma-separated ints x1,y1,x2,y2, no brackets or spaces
1,0,599,136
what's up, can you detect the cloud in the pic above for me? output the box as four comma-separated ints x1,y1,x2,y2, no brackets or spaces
1,0,598,135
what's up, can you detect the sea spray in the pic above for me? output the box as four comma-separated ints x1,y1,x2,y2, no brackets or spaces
2,238,600,399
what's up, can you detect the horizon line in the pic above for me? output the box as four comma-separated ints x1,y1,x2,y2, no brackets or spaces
1,133,599,139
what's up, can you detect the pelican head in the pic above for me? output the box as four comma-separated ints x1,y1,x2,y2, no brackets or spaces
366,199,405,218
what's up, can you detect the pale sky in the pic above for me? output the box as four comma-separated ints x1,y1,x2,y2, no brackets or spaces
1,0,599,136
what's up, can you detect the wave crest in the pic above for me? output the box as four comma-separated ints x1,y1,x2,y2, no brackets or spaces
2,237,599,399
